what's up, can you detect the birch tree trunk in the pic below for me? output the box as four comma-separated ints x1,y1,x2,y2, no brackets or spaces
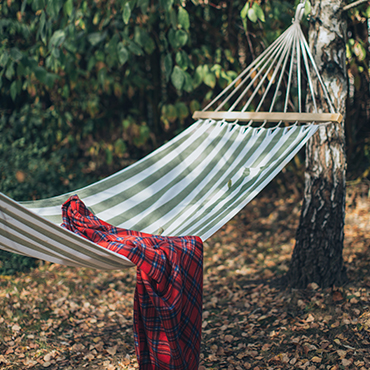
287,0,348,288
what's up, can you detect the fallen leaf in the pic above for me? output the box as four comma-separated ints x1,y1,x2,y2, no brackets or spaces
333,291,343,302
107,345,117,355
306,314,315,322
342,358,352,367
311,356,322,363
224,334,234,342
12,324,21,331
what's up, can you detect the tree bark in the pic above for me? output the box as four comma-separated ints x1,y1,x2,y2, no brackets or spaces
287,0,348,289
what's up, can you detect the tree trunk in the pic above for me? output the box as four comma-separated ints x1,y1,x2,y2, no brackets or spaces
287,0,348,289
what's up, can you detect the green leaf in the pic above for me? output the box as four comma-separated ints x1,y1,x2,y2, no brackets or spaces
0,51,9,68
98,67,107,86
240,2,249,19
304,1,311,16
175,102,189,119
193,65,205,89
178,7,190,30
366,6,370,18
87,57,96,72
10,48,23,62
159,0,173,11
38,11,46,44
114,139,127,155
49,30,66,49
45,73,58,88
134,28,155,54
21,0,27,13
5,62,15,80
87,32,106,46
204,72,216,88
128,42,143,55
247,8,257,23
175,50,188,70
63,0,73,16
164,54,173,82
171,66,185,90
189,100,200,113
176,29,188,48
137,0,149,13
34,66,47,83
168,29,177,48
353,41,366,61
10,81,17,101
106,148,113,165
162,104,177,122
117,43,129,65
16,62,25,77
123,3,131,24
180,71,191,92
168,29,188,49
169,8,177,29
253,3,265,22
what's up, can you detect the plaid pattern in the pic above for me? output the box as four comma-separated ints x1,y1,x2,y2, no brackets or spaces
61,195,203,370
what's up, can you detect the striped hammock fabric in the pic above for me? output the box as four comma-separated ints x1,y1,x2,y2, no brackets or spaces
0,119,319,270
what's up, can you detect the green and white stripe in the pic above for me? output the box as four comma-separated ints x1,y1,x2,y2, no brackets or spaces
0,120,319,270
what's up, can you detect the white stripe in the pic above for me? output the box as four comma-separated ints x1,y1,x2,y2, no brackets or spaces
0,195,133,266
0,233,90,268
96,121,224,223
26,121,211,219
0,213,120,269
161,126,258,235
169,127,282,235
115,122,236,230
179,127,302,237
141,125,253,235
197,125,318,240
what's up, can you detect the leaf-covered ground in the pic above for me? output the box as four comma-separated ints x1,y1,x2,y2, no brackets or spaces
1,183,369,370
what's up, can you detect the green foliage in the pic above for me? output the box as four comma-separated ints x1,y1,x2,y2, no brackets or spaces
0,250,37,275
2,0,293,202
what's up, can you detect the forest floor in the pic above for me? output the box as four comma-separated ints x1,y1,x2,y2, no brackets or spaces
0,181,369,370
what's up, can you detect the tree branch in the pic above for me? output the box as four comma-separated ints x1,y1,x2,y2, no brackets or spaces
343,0,369,11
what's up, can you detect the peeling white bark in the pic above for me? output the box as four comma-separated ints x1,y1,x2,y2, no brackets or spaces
287,0,348,288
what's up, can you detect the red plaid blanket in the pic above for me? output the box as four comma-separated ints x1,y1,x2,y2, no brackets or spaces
61,195,203,370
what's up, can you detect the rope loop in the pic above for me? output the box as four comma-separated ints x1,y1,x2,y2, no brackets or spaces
293,2,306,24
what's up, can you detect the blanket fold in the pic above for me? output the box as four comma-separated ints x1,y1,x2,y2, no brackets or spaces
61,195,203,370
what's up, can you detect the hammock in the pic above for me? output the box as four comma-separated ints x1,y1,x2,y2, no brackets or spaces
0,1,341,271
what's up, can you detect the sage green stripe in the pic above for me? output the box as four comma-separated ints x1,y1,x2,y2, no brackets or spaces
0,217,109,270
0,240,39,259
170,128,276,235
130,127,256,233
187,128,303,235
186,129,308,236
176,128,302,235
109,124,232,228
159,128,263,234
21,122,202,208
41,214,63,224
90,122,222,217
1,195,131,268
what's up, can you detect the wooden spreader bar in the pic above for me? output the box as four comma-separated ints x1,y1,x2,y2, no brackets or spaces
193,111,343,124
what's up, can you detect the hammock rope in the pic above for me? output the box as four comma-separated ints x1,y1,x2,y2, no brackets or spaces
196,0,338,124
